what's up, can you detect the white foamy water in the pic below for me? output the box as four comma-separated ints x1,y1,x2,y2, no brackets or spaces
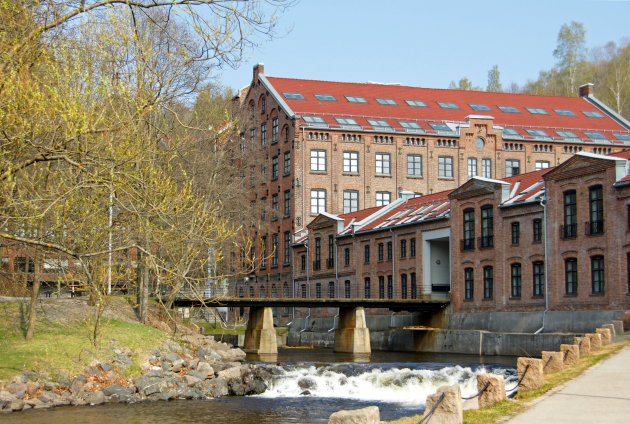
257,364,516,407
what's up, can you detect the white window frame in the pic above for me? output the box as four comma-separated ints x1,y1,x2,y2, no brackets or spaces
375,191,391,207
343,151,359,173
343,190,359,213
467,158,478,178
482,158,492,178
535,160,550,170
375,153,391,175
506,159,521,177
310,189,326,215
311,149,326,172
438,156,453,178
407,154,422,177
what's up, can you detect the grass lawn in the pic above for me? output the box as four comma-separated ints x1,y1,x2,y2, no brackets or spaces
0,301,168,383
385,336,630,424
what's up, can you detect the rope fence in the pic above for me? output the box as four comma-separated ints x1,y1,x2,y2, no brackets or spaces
418,392,445,424
506,364,530,397
462,381,490,400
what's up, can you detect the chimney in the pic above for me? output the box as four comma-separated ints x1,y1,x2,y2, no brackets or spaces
579,83,594,97
253,63,265,81
399,191,416,202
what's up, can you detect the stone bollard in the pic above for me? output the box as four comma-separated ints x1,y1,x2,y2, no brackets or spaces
477,374,506,408
328,406,380,424
541,351,564,374
611,320,624,335
575,336,590,356
424,384,463,424
603,323,616,338
560,344,580,366
517,357,544,393
586,333,602,351
597,327,612,345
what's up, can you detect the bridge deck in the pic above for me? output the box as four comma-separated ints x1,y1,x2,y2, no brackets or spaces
172,296,449,311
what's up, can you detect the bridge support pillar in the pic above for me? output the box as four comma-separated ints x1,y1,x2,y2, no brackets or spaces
244,307,277,354
333,307,371,354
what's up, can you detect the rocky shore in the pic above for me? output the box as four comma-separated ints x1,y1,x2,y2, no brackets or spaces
0,332,269,413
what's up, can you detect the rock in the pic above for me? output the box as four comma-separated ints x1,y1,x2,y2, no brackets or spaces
183,375,202,387
58,376,72,387
611,320,624,335
170,359,184,373
6,383,26,394
196,361,214,378
9,399,25,411
105,370,119,381
596,328,612,345
477,373,506,408
87,390,106,405
575,336,591,356
25,398,48,409
70,395,88,406
100,363,114,372
187,370,207,381
145,369,165,378
207,378,228,397
228,378,245,396
53,397,70,407
328,406,380,424
0,400,7,411
134,377,169,396
150,349,161,356
603,323,616,338
0,391,17,402
38,391,61,404
116,354,133,365
43,381,59,391
103,383,132,402
517,357,544,393
156,390,175,401
217,366,246,380
197,348,223,362
245,378,267,395
25,382,39,396
163,352,180,363
425,385,463,424
586,333,602,351
541,351,564,374
70,378,85,394
300,390,311,396
298,377,316,390
175,387,204,400
560,344,580,365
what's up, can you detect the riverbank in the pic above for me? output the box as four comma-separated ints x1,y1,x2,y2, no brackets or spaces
0,297,267,413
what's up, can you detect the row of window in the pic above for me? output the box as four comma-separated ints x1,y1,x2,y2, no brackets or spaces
563,186,603,239
311,189,393,214
258,232,292,269
464,262,546,300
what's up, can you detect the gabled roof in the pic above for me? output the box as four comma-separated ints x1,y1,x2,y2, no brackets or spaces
259,75,630,145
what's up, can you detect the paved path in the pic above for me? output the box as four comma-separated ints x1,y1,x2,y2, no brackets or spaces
506,345,630,423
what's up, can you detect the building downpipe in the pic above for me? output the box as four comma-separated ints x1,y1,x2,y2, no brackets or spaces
534,191,549,334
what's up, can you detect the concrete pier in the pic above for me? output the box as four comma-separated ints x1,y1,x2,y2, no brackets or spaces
333,307,371,354
243,307,277,354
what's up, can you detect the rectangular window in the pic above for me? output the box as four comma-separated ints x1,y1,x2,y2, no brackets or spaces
463,209,475,250
467,158,478,178
401,274,407,299
410,238,416,257
400,239,407,258
301,284,307,298
250,128,256,149
589,185,603,235
272,117,278,144
387,275,393,299
438,101,459,109
343,151,359,173
411,272,417,299
283,190,291,217
406,99,427,107
505,159,520,177
271,234,278,267
378,276,385,299
376,191,391,206
283,151,291,176
511,222,520,245
407,154,422,177
314,237,321,270
364,277,371,299
284,231,291,265
438,156,453,178
283,92,305,100
563,190,577,238
271,194,278,220
533,218,542,243
261,123,267,146
565,258,578,295
526,107,548,115
315,94,337,101
533,261,544,297
511,263,522,298
335,117,359,127
387,241,392,261
535,160,550,170
464,268,474,300
311,150,326,172
591,256,604,294
344,248,350,266
345,281,352,298
482,158,492,178
375,153,391,175
260,236,267,269
364,245,370,264
481,206,493,248
378,243,384,261
483,266,493,299
329,281,335,298
310,189,326,215
345,95,368,103
301,255,306,271
316,283,321,299
376,98,397,105
272,156,279,180
328,235,334,268
343,190,359,213
367,119,391,129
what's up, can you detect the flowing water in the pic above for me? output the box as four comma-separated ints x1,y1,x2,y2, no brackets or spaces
3,349,517,423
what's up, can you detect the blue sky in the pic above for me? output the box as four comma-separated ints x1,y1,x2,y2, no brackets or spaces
214,0,630,93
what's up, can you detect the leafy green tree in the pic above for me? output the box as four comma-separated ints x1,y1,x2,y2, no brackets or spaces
553,21,589,96
448,77,480,91
486,65,503,92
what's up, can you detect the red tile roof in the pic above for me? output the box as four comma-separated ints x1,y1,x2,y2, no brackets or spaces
264,76,630,143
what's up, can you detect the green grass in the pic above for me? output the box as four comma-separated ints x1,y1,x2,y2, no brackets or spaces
0,301,168,383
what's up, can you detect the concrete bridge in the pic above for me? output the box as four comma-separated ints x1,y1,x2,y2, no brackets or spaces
173,297,449,355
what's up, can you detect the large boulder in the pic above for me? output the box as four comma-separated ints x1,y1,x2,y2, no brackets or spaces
575,336,590,356
477,373,506,408
424,385,463,424
596,328,611,345
134,376,170,396
217,365,247,380
560,344,580,366
541,351,564,374
517,357,544,393
87,391,106,405
586,333,602,351
207,378,228,397
328,406,380,424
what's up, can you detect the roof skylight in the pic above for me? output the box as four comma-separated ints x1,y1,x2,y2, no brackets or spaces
335,117,360,126
583,111,604,118
502,128,521,136
584,131,607,140
429,123,452,131
303,116,326,124
438,102,459,109
554,109,576,117
526,107,549,115
525,129,550,138
345,95,368,103
556,131,579,139
399,121,422,130
469,104,491,111
376,98,397,105
498,106,520,113
405,100,428,107
315,94,337,101
613,133,630,141
283,92,305,100
367,119,391,128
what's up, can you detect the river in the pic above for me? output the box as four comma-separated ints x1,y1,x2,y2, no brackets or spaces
3,349,517,423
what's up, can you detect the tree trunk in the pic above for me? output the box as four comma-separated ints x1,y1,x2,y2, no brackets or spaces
25,252,41,341
136,235,149,324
